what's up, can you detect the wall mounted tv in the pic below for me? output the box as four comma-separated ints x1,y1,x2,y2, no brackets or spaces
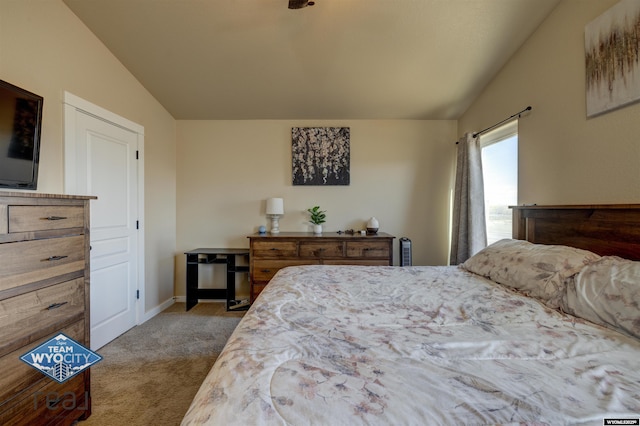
0,79,43,190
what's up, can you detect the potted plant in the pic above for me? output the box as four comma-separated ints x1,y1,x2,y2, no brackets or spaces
307,206,326,234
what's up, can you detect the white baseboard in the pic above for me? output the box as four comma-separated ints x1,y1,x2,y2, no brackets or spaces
140,297,175,324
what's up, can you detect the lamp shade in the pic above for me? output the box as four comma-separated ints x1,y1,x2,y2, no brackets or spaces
266,198,284,215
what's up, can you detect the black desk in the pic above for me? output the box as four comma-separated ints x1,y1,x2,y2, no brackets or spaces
185,248,250,311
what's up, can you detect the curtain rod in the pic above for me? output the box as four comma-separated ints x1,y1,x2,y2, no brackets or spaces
456,106,532,144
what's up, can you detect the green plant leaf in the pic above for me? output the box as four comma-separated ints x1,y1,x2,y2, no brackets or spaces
307,205,327,224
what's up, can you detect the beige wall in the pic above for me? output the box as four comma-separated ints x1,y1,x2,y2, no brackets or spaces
8,0,627,305
175,120,456,297
0,0,177,316
459,0,640,205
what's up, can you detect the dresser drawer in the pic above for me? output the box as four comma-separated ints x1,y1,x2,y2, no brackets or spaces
252,241,298,258
0,278,85,357
252,260,317,282
8,205,85,233
346,241,391,258
323,259,391,266
0,236,85,294
0,320,85,407
299,241,344,258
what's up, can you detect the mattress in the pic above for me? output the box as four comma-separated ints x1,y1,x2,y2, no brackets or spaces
182,265,640,425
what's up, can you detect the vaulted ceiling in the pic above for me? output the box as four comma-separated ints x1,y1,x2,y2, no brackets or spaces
63,0,561,120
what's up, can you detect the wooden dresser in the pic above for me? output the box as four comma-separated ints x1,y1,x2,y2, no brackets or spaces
248,232,395,302
0,192,95,426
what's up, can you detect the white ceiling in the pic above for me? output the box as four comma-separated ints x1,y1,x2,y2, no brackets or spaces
63,0,560,120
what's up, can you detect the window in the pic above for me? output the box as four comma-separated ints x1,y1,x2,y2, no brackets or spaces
480,121,518,245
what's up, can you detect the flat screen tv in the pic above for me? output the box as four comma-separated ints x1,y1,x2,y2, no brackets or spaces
0,79,43,190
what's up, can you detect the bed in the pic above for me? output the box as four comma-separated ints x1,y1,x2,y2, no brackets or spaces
182,205,640,425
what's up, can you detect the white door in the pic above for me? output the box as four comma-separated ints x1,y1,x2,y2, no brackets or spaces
64,94,143,350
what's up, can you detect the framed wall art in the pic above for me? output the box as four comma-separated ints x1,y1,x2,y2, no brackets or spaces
292,127,350,186
585,0,640,117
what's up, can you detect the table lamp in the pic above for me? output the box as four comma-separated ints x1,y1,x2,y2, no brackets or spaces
266,198,284,234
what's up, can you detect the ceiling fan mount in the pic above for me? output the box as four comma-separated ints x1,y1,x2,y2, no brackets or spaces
288,0,315,9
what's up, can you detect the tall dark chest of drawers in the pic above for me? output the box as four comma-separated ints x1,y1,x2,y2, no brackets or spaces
0,192,95,426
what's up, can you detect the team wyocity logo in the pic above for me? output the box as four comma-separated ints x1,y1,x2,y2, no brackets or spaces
20,334,102,383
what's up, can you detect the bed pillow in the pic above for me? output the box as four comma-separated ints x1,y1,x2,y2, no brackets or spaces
561,256,640,339
461,239,601,308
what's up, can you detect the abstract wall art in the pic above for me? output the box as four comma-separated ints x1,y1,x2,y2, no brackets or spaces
292,127,350,186
585,0,640,117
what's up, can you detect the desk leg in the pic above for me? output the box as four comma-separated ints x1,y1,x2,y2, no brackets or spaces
186,253,199,311
226,256,236,310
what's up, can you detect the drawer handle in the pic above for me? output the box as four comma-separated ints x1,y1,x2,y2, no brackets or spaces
45,216,68,221
46,255,69,261
46,302,68,310
269,248,279,251
260,269,271,273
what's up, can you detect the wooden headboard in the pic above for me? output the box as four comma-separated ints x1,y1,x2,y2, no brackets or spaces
511,204,640,261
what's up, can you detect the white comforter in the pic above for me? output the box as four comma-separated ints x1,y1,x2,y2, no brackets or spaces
182,265,640,425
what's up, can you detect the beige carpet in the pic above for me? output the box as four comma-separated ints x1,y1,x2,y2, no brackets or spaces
81,302,245,426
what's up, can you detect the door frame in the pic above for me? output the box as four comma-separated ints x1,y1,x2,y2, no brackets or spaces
63,91,145,327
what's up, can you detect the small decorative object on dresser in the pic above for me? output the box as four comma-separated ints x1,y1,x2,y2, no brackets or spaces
0,191,96,426
266,198,284,234
307,205,326,234
366,217,379,235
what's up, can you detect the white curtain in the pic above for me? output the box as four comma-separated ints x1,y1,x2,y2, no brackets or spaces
450,132,487,265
